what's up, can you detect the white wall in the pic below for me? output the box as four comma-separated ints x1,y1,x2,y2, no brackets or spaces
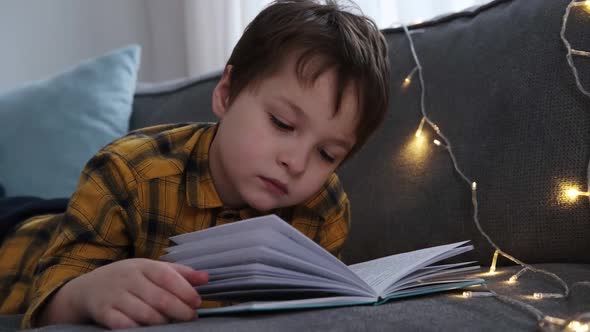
0,0,491,91
0,0,187,91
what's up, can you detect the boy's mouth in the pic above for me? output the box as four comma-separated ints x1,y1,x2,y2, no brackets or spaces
259,176,289,195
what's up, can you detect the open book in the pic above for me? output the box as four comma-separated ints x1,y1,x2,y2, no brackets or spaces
160,214,484,315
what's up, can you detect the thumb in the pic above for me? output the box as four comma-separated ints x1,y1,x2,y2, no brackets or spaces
168,263,209,286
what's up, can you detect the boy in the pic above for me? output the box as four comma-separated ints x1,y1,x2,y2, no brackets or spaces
0,0,390,329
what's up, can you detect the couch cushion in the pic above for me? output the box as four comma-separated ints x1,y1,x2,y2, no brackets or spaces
127,0,590,266
338,0,590,265
130,71,220,131
5,264,589,331
0,45,140,199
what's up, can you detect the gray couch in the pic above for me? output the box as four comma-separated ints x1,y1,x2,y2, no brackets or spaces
2,0,589,330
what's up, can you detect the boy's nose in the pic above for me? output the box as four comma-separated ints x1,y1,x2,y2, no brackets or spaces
278,148,308,176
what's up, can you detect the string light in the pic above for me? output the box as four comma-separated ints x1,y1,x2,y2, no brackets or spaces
488,250,499,274
462,291,494,298
400,0,590,327
568,320,590,332
565,188,590,200
561,0,590,98
539,316,569,331
508,268,527,284
402,66,418,88
415,117,426,137
533,292,565,300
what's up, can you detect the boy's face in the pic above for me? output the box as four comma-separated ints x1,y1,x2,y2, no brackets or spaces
209,54,359,212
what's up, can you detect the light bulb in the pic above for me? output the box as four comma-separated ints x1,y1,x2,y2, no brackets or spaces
402,67,418,88
533,292,564,299
462,291,493,298
433,139,441,146
415,118,426,137
568,320,589,332
403,77,412,88
566,188,581,199
565,188,589,200
489,250,499,274
507,268,527,284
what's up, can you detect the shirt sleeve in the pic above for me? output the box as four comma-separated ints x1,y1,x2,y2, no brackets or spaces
22,149,141,328
316,196,351,262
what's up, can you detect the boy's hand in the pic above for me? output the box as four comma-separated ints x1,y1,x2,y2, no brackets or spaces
38,258,209,329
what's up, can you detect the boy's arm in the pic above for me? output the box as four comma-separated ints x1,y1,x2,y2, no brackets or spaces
22,149,141,328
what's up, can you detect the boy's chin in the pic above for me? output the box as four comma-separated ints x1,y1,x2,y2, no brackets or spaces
244,192,287,213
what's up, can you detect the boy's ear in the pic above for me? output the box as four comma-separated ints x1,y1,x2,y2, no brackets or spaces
212,65,233,119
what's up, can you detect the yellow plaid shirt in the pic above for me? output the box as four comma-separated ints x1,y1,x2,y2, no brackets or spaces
0,123,350,328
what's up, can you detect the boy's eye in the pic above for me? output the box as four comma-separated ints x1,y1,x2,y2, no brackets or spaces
270,115,294,131
319,149,336,163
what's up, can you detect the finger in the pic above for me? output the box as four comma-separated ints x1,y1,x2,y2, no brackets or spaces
99,308,140,330
134,272,197,321
114,292,169,326
168,263,209,286
144,264,203,308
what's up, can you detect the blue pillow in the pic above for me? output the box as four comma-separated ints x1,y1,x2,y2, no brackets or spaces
0,45,141,198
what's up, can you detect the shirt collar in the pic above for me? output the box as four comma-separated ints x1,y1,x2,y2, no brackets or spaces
298,172,345,221
185,123,224,209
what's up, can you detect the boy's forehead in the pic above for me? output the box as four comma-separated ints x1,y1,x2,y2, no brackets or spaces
274,52,362,114
243,50,361,140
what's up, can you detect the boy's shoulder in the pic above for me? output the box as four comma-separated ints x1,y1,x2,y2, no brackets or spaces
299,172,349,221
99,122,216,181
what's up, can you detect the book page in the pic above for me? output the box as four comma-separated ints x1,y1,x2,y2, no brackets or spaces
176,245,375,296
169,215,344,267
392,262,478,287
380,279,484,302
205,263,330,282
205,263,353,287
197,275,367,297
163,228,359,285
165,214,372,293
388,276,484,294
385,265,481,294
197,296,377,316
348,241,470,295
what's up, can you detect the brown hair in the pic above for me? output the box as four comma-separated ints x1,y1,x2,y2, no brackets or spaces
226,0,390,157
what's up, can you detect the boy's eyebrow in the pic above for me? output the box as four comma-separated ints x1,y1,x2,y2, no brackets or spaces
277,96,354,150
278,96,305,118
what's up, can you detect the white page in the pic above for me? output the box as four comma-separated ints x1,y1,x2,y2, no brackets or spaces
169,214,353,272
419,261,477,271
384,265,481,294
205,263,351,286
381,279,484,301
163,228,356,283
166,214,371,291
201,287,351,301
418,245,473,268
392,262,478,286
348,241,470,295
176,245,374,296
198,296,377,316
197,275,367,297
386,278,485,296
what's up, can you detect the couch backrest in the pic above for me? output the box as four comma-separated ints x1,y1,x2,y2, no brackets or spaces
132,0,590,265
